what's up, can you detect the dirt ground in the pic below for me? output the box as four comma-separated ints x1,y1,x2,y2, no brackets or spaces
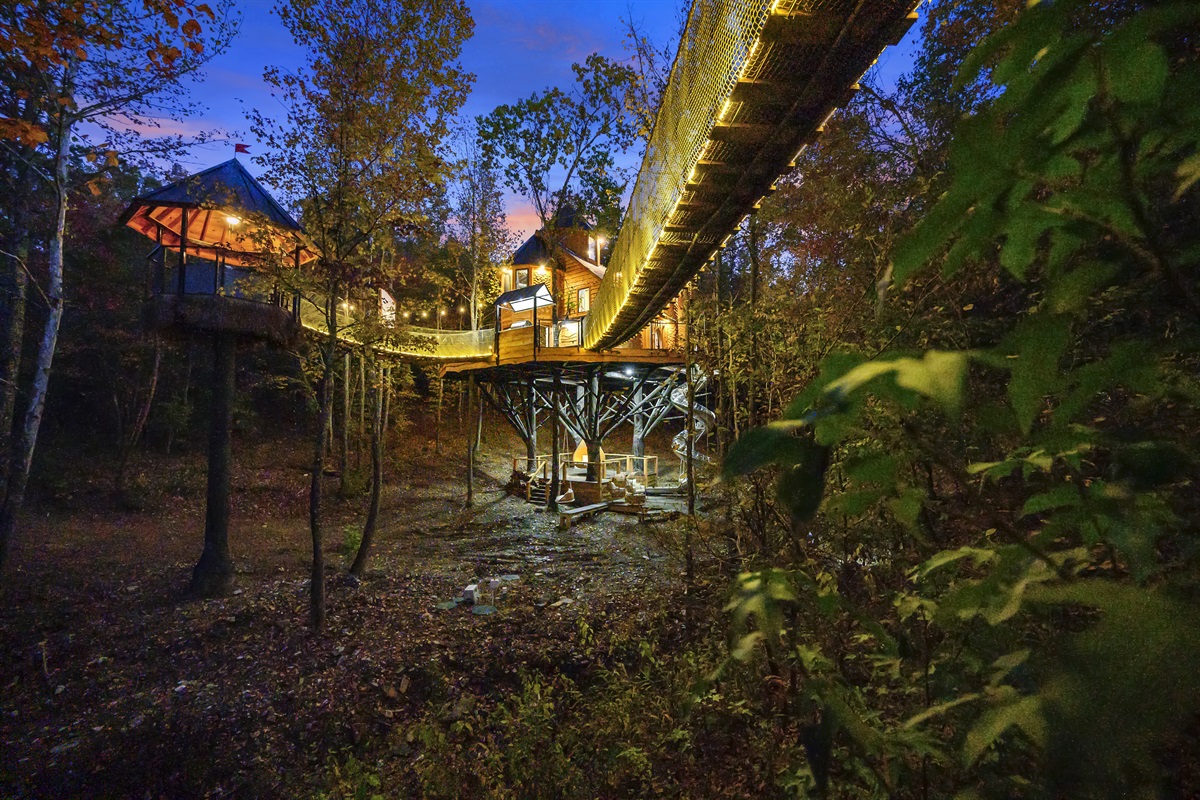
0,431,692,798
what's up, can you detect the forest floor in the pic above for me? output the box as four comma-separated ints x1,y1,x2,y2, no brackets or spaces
0,429,705,798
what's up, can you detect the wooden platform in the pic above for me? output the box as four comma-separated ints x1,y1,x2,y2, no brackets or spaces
439,326,684,376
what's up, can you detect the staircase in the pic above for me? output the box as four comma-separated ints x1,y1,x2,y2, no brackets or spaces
526,478,549,505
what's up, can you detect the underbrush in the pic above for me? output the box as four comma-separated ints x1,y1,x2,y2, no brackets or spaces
395,598,784,800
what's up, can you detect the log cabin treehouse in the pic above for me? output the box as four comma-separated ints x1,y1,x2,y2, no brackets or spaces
449,207,687,374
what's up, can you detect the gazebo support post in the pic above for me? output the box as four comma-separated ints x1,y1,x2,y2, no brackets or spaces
191,331,236,596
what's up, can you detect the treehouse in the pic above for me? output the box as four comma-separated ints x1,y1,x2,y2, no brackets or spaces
485,210,686,367
119,158,318,596
119,158,318,346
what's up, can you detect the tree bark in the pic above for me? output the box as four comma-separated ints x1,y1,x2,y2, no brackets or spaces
476,392,484,449
466,374,475,507
381,365,392,453
0,93,73,579
631,384,646,471
686,286,696,518
435,375,444,455
350,355,383,576
116,335,163,493
0,95,41,501
309,289,337,632
0,216,29,502
339,350,350,493
190,332,236,596
525,377,537,472
357,350,365,467
747,214,760,430
549,370,560,510
167,339,194,456
715,251,727,461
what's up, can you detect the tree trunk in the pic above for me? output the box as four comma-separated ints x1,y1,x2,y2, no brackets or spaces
747,215,760,430
686,287,696,518
350,355,384,576
524,377,537,472
116,335,163,493
0,223,29,502
466,374,475,507
549,370,560,510
0,95,41,505
631,384,646,472
309,289,338,632
357,351,365,467
167,339,194,456
585,439,602,482
715,252,727,460
435,375,444,455
339,350,350,493
381,366,392,453
0,98,73,579
476,382,484,449
190,333,236,596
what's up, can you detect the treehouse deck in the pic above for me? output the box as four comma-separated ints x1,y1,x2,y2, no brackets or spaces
437,325,684,376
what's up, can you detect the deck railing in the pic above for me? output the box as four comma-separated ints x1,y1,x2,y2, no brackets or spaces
512,453,659,484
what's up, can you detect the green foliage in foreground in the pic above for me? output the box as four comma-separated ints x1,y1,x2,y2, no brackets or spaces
723,1,1200,797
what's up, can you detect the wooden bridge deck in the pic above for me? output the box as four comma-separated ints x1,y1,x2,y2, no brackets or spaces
439,326,684,376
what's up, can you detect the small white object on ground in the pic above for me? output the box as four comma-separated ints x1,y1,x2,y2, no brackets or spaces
464,584,480,604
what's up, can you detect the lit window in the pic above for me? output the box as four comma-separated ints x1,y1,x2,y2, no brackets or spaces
502,272,513,294
577,287,590,313
515,268,530,289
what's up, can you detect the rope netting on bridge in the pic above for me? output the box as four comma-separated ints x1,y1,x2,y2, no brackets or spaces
583,0,918,350
297,296,495,359
583,0,773,350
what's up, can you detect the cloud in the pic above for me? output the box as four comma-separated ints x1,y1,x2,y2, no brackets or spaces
505,197,542,242
112,116,219,139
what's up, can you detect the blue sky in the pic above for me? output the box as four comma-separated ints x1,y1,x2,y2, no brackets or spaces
175,0,922,237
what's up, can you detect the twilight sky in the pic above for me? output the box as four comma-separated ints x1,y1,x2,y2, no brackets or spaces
173,0,922,238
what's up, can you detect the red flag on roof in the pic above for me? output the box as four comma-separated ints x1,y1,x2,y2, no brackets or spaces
234,143,250,154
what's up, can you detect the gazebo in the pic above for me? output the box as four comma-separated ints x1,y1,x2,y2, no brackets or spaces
119,158,317,345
